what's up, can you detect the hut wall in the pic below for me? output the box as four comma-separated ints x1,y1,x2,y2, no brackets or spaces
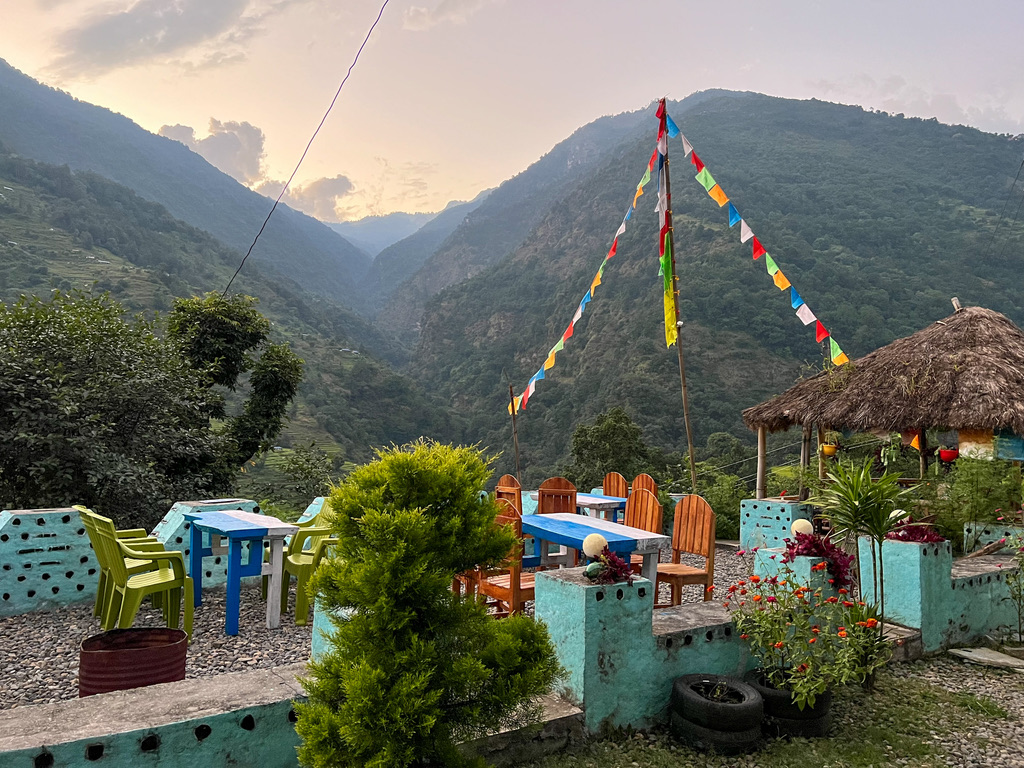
958,429,994,458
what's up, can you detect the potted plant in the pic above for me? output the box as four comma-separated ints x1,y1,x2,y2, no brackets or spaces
1001,533,1024,659
820,430,841,458
938,446,960,463
782,531,856,592
669,673,763,755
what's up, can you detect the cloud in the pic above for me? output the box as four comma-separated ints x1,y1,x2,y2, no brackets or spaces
48,0,310,78
403,0,493,31
159,119,267,185
256,176,356,222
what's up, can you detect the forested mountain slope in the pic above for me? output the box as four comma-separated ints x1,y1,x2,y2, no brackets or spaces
0,149,456,462
0,59,370,306
329,211,437,257
413,93,1024,482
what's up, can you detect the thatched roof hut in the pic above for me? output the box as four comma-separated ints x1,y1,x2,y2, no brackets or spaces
743,306,1024,497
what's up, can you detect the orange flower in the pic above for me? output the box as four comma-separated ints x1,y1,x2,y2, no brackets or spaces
750,575,761,583
808,638,817,644
752,594,762,602
773,641,784,649
838,630,848,638
865,618,879,629
812,627,820,634
838,588,849,595
740,634,749,640
811,561,828,572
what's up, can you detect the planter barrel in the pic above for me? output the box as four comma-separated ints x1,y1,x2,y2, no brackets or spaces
79,628,187,697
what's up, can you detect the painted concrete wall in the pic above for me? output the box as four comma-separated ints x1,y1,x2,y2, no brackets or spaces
858,538,1017,652
965,522,1024,551
739,499,814,550
0,508,97,616
533,568,747,732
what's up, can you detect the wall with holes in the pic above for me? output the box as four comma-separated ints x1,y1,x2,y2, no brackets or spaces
0,509,99,617
533,568,748,732
151,499,259,588
739,499,814,550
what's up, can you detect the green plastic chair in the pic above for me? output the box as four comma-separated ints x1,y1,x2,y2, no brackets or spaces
278,526,337,625
76,506,168,620
91,514,194,639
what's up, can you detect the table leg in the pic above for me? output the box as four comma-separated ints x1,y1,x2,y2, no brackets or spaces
225,540,242,636
265,539,284,630
641,552,658,583
189,523,203,607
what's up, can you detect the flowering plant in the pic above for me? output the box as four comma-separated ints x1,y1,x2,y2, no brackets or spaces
726,566,886,709
885,517,946,543
782,532,856,591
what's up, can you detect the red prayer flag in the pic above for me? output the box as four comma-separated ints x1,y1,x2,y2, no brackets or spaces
656,100,665,118
690,152,704,173
752,237,766,259
563,324,574,342
607,238,618,259
815,320,829,343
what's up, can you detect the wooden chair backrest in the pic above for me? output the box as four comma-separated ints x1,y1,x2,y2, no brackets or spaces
481,501,524,574
623,489,663,533
602,471,628,498
631,473,658,497
537,477,576,515
672,495,717,564
495,474,523,514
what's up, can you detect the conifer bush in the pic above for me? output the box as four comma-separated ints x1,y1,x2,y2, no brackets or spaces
296,440,563,768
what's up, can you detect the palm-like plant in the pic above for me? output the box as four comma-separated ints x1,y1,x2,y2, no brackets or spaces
811,457,908,634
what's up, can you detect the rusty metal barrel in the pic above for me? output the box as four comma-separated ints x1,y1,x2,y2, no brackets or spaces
79,628,187,697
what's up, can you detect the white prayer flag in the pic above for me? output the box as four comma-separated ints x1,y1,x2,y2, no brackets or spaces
796,304,817,325
740,220,754,243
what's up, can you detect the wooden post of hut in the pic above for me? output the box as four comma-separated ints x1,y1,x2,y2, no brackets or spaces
919,429,928,479
799,423,813,500
817,426,826,480
755,426,767,499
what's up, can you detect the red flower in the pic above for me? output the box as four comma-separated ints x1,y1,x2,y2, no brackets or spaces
740,633,749,640
773,641,784,649
838,588,849,595
826,596,839,604
808,638,817,644
838,630,847,638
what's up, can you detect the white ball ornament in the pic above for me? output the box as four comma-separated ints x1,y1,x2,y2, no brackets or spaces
582,533,609,558
791,519,814,537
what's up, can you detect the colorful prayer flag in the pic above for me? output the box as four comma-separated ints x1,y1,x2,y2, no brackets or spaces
691,151,704,173
728,202,741,227
765,255,779,275
680,134,694,157
695,168,716,192
815,320,829,343
790,287,804,309
543,352,556,370
796,304,816,325
830,338,848,365
773,270,791,291
665,114,680,138
740,220,754,243
708,184,729,207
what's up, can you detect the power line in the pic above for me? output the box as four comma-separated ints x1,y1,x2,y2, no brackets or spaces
223,0,393,295
977,150,1024,265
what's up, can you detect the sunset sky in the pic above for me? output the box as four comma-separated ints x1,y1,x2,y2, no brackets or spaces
2,0,1022,221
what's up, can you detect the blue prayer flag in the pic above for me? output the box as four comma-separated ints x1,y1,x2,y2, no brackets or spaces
728,202,741,227
580,292,592,310
534,366,545,382
790,287,804,309
665,114,680,138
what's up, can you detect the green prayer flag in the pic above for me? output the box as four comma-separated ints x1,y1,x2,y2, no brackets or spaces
639,166,651,187
551,339,565,354
830,337,842,359
695,167,716,192
765,254,779,275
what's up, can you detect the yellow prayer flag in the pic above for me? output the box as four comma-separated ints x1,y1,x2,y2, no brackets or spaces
832,352,850,366
632,184,644,208
663,293,677,347
772,270,791,291
707,184,729,207
543,352,556,370
590,272,602,293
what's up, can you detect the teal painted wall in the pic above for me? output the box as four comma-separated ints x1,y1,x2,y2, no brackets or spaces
964,522,1024,552
0,508,98,617
534,570,747,732
739,499,814,550
3,701,300,768
858,538,1017,652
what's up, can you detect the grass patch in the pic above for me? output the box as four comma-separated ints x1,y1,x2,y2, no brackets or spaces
524,669,1009,768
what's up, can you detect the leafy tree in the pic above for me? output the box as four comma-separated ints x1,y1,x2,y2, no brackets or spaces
297,441,562,768
563,407,654,490
0,291,233,527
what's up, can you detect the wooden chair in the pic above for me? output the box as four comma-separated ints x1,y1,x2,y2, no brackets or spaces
476,505,535,617
495,474,523,513
631,473,659,497
623,489,663,572
536,477,577,566
602,471,628,498
656,495,716,605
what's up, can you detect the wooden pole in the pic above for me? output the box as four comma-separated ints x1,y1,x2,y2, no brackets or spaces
508,385,523,486
660,99,699,492
799,424,812,500
756,426,767,499
919,428,927,479
817,425,826,480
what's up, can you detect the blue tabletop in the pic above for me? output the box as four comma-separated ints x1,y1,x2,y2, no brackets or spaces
521,515,636,554
184,511,269,538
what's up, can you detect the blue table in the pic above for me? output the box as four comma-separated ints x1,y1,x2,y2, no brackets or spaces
520,513,670,581
527,491,627,521
184,510,298,635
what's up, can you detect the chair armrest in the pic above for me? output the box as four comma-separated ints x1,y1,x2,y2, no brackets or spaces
310,537,338,567
290,526,333,553
118,543,186,579
116,528,150,539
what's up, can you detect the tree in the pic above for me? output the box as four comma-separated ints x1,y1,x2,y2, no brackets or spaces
0,291,233,527
563,407,654,490
296,441,562,768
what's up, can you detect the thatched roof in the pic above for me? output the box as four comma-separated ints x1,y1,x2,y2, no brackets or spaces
743,307,1024,434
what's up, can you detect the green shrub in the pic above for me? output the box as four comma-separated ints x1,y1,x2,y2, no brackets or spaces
296,440,562,768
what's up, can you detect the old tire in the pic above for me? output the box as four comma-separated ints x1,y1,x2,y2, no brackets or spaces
669,712,761,756
670,674,763,732
743,669,833,721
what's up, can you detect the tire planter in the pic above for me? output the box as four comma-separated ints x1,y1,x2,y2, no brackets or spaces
669,674,762,755
743,669,832,738
79,628,187,697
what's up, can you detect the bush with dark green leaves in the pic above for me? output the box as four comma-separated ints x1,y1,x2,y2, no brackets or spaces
296,441,562,768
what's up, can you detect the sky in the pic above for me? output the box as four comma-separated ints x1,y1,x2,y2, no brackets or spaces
2,0,1023,222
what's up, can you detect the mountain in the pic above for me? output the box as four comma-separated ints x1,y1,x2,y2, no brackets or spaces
411,92,1024,484
0,59,370,305
0,147,458,462
356,191,490,316
373,106,665,342
328,211,438,257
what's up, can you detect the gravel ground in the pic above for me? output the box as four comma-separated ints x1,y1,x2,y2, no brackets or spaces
0,582,312,709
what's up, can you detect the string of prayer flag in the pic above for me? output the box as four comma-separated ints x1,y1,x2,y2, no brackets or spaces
508,149,659,414
656,100,678,348
667,112,849,366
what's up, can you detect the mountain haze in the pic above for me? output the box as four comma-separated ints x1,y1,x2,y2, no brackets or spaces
0,59,370,306
329,211,438,257
411,92,1024,483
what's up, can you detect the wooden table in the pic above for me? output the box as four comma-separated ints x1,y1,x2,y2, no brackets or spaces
528,491,628,521
184,510,298,635
520,513,670,581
